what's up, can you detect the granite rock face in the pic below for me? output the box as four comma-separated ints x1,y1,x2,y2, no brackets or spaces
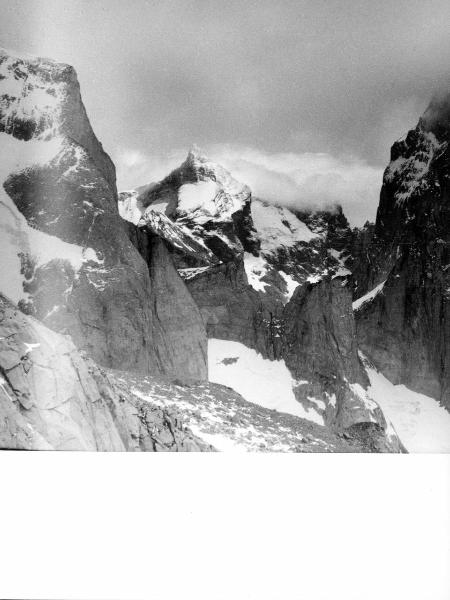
186,258,284,360
144,235,208,381
354,93,450,408
0,295,210,451
280,275,403,453
283,276,366,387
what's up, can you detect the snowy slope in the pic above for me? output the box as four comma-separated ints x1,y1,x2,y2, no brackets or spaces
208,338,324,425
362,355,450,452
243,253,270,292
176,146,251,223
252,198,319,253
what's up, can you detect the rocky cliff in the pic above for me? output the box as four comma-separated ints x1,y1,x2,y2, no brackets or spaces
1,293,387,452
354,93,450,408
0,295,211,451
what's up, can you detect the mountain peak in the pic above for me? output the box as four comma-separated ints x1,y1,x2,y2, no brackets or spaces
186,143,209,163
420,84,450,137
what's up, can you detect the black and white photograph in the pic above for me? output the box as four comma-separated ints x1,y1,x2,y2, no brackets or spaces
0,1,449,598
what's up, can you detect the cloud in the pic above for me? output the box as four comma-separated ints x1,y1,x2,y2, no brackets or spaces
115,144,383,227
115,149,184,191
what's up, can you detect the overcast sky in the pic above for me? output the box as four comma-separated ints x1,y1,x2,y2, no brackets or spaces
1,0,450,224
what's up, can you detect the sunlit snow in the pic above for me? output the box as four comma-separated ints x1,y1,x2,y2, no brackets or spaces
243,253,269,292
178,180,218,216
352,280,386,311
208,339,324,424
279,270,300,300
252,199,319,253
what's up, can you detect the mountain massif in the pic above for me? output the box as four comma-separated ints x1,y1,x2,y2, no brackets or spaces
1,48,449,451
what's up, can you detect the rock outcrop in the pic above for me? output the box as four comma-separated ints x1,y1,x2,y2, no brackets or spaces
0,295,210,451
185,258,283,360
281,275,403,452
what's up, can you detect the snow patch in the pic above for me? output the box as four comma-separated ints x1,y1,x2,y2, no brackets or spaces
279,270,300,300
178,181,218,216
178,266,211,280
208,339,324,424
307,273,323,284
118,191,143,225
332,267,352,278
352,280,386,311
243,253,269,292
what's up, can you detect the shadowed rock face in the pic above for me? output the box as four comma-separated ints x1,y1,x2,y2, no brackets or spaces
280,275,405,453
354,94,450,408
186,258,284,360
283,276,366,386
144,235,208,381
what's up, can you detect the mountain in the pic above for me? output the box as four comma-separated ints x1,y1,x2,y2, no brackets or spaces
0,48,401,452
2,47,448,452
0,47,207,382
121,146,409,452
353,92,450,410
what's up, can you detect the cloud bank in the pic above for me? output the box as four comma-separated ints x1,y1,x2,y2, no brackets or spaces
116,145,383,227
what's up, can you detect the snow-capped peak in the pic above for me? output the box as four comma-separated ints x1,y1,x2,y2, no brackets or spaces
0,47,73,141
